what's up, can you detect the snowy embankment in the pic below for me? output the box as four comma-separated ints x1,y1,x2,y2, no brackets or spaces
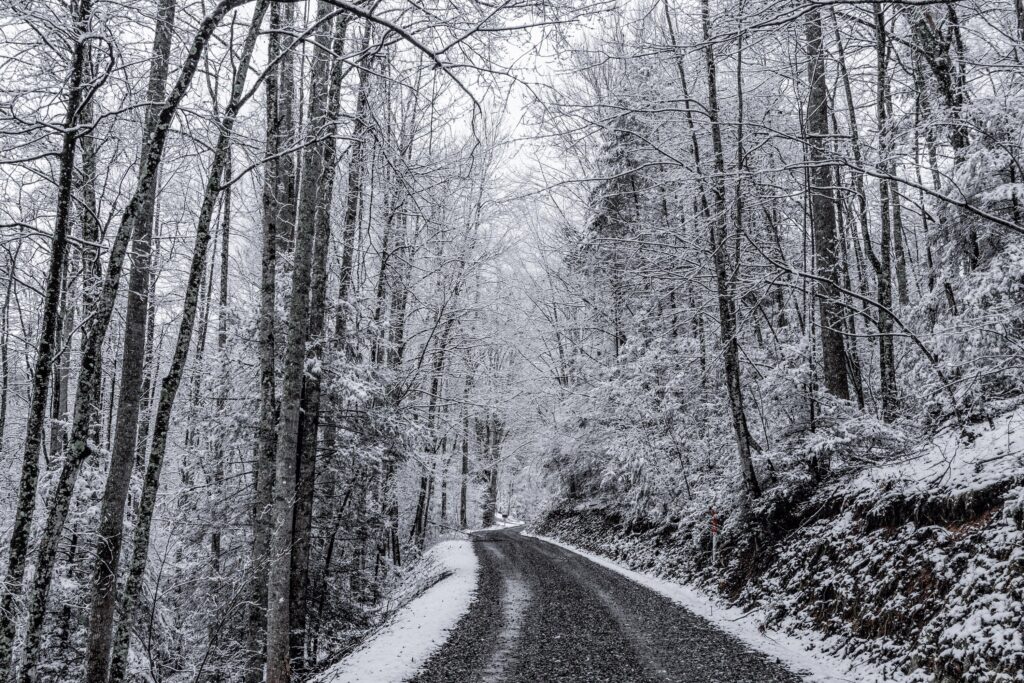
536,405,1024,682
314,540,478,683
523,530,883,682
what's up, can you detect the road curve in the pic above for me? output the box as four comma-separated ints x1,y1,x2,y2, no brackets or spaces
411,527,803,683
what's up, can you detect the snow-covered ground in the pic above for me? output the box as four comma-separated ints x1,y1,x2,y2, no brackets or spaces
523,531,893,683
853,403,1024,497
313,540,479,683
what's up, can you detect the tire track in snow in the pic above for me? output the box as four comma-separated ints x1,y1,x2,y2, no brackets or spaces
478,542,531,682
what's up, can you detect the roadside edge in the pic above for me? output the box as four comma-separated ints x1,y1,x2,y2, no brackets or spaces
313,539,479,683
521,530,889,683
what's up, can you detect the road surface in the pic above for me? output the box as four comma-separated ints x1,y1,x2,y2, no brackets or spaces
411,527,803,683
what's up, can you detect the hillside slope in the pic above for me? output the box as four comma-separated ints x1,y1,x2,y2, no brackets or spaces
535,408,1024,681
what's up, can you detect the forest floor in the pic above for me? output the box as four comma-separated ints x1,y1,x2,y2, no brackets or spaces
411,527,804,682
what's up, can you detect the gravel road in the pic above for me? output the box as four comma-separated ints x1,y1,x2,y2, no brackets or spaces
411,527,803,683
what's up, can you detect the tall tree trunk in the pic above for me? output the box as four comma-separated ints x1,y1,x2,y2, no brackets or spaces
210,149,231,578
136,216,161,468
265,7,334,680
19,0,242,672
702,0,761,498
289,12,349,673
890,175,912,306
459,365,474,529
833,13,882,285
0,254,12,444
875,3,899,422
335,25,372,342
48,274,70,461
0,0,94,670
912,66,938,292
22,1,237,675
479,421,497,527
77,69,105,448
806,6,850,401
662,0,710,218
913,4,978,267
245,5,284,680
412,348,450,546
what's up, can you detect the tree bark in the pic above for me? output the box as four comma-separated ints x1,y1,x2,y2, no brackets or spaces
209,149,231,580
335,26,372,342
289,11,349,673
244,4,284,681
912,4,978,267
875,3,899,422
459,366,474,529
18,0,244,672
0,253,12,444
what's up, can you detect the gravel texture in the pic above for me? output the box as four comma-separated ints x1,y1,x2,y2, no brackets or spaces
412,527,803,682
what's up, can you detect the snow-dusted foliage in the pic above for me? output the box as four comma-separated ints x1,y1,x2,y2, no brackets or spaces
2,0,1024,674
515,0,1024,678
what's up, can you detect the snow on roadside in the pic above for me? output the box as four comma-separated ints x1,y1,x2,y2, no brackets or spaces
523,531,892,683
313,540,478,683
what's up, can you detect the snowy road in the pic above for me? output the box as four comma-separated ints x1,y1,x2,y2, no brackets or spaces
411,527,803,682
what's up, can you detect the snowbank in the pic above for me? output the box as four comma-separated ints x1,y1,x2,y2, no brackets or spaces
314,540,478,683
524,531,885,683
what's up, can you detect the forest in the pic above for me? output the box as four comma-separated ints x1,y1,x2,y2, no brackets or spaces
0,0,1022,678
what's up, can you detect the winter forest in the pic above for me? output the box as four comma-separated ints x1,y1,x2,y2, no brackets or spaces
0,0,1023,678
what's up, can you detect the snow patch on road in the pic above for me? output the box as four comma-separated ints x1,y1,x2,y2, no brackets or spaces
314,540,478,683
523,531,890,683
468,513,524,533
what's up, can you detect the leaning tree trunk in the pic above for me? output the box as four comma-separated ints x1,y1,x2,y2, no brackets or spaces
0,0,94,671
105,8,267,680
16,2,248,679
81,0,177,677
